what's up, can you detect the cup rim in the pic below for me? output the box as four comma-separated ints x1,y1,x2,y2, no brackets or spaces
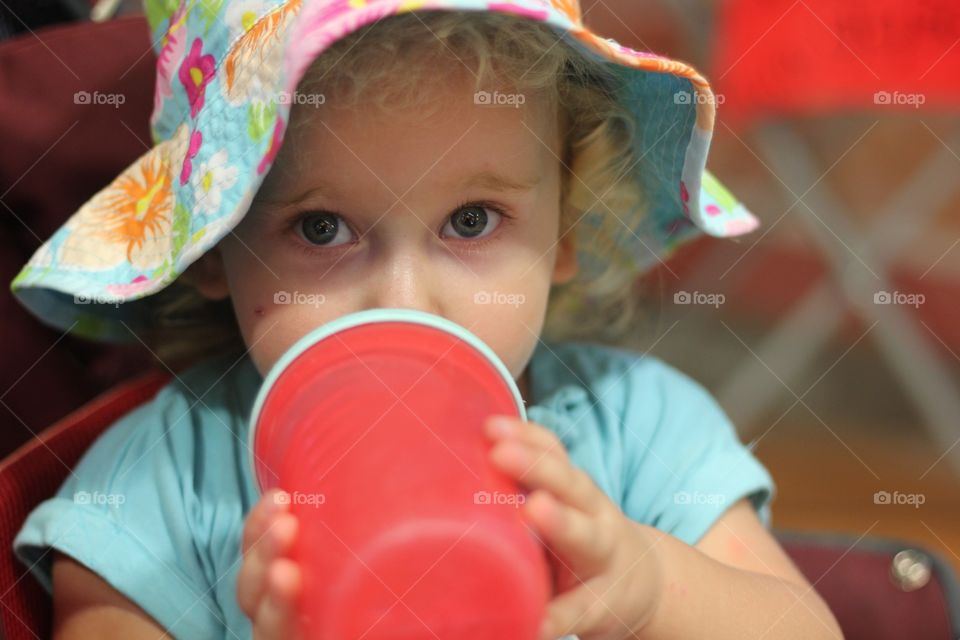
246,307,528,496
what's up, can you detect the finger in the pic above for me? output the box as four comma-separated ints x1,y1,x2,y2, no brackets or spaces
243,489,289,555
253,557,303,640
490,439,606,515
523,490,612,573
238,512,292,618
238,512,298,619
485,416,570,460
539,583,616,640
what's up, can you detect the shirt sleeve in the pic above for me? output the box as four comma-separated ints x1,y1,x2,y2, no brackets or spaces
615,353,776,546
12,384,227,638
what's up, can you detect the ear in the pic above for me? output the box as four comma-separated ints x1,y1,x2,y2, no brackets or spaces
180,246,230,301
551,213,578,285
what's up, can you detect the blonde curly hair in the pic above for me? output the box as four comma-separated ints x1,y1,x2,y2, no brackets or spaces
142,9,652,370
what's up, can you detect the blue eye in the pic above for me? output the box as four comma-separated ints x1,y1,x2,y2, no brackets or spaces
442,204,502,240
298,212,354,247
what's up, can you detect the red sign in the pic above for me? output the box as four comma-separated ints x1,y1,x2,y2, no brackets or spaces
711,0,960,124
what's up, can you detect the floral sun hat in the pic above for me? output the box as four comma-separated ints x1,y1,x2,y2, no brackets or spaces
10,0,759,343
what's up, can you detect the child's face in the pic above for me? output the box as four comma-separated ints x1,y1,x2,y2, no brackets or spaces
191,71,577,383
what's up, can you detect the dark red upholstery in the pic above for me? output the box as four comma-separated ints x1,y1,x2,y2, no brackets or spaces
0,15,157,461
0,369,170,640
778,531,960,639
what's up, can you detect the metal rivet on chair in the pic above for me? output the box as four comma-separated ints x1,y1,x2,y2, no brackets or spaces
889,549,932,591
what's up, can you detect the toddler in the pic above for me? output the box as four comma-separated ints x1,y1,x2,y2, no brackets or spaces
11,0,840,638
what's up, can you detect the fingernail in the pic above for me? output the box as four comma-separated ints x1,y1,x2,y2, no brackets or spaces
270,515,291,554
485,416,515,438
492,441,530,468
267,490,288,513
539,618,553,639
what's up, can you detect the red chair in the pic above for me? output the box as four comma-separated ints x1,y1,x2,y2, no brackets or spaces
0,369,958,639
778,531,960,639
0,370,170,640
0,13,157,461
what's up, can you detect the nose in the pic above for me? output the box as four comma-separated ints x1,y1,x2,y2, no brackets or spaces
362,245,443,316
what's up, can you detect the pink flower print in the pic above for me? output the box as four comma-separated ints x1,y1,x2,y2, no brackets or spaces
680,180,690,217
179,38,216,118
180,129,203,185
105,274,157,297
725,217,760,235
152,2,188,123
257,118,285,175
705,204,722,216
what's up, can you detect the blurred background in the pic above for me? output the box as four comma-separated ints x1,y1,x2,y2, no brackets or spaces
0,0,958,625
580,0,960,579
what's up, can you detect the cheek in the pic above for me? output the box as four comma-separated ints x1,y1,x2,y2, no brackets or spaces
218,238,289,357
241,302,338,376
222,264,276,328
456,274,552,381
246,313,305,375
470,315,543,383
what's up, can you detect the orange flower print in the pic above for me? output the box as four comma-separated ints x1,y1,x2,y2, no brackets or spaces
547,0,581,24
222,0,302,104
59,145,174,271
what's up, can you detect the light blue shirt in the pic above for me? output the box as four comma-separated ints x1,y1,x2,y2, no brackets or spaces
14,339,774,638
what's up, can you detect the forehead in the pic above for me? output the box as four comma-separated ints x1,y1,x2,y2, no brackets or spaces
262,79,561,198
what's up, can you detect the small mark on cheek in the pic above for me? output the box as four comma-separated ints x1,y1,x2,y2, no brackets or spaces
253,305,266,317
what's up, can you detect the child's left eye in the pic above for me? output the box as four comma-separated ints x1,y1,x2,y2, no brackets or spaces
441,203,503,240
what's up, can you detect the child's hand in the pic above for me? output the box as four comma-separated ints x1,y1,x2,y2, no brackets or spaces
237,489,304,640
485,416,665,640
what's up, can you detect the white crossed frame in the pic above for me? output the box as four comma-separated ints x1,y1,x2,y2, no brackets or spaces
714,120,960,479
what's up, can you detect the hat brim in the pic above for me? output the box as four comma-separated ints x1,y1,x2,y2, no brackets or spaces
11,0,758,343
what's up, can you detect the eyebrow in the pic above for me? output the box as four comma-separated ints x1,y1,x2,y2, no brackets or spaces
456,170,542,192
261,169,541,209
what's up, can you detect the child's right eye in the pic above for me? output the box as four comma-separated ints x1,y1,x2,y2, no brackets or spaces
296,212,355,247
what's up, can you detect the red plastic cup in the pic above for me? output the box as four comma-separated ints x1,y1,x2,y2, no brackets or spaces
248,308,551,639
